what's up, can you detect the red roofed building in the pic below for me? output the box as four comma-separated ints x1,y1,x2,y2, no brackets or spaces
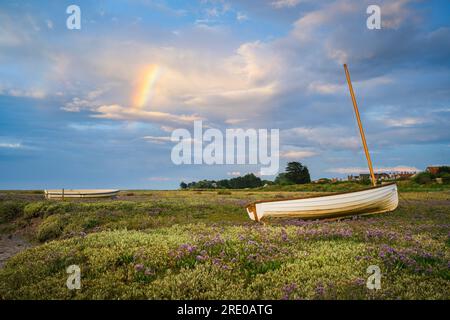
427,166,447,175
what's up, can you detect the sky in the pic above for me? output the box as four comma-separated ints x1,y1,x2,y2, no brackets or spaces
0,0,449,189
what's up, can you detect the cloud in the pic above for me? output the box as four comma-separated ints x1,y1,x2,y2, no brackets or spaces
0,0,449,188
308,82,342,95
142,135,172,144
10,89,45,99
62,97,95,112
280,149,318,159
0,87,46,99
383,117,426,128
271,0,302,9
67,123,121,131
225,118,247,125
0,12,30,47
291,3,340,41
0,142,22,149
327,166,420,174
236,12,248,22
13,0,435,133
0,28,23,47
45,20,53,29
61,88,111,112
380,0,416,30
282,127,360,150
227,171,241,176
49,39,282,125
92,104,203,125
146,177,173,181
183,84,276,110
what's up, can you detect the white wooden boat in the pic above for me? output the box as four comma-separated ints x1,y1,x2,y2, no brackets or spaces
246,183,398,221
245,65,400,222
45,189,119,199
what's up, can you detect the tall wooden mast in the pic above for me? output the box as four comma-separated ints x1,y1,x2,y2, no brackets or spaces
343,64,376,186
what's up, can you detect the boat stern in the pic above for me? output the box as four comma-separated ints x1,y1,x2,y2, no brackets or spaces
389,183,399,211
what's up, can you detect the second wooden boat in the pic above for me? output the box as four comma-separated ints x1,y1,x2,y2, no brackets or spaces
45,189,119,199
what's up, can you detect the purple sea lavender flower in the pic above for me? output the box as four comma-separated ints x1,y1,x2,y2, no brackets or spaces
144,268,155,276
336,229,353,238
315,283,325,296
247,254,257,261
353,278,365,286
181,244,197,253
280,229,289,242
134,264,145,272
421,251,434,259
196,255,206,262
405,234,413,241
281,283,297,300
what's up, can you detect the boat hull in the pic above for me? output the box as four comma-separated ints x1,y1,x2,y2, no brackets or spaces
45,189,120,199
246,183,398,221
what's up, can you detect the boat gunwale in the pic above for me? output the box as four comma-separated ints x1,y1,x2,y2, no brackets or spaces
257,187,397,210
44,190,120,199
262,192,397,216
45,190,119,196
245,182,397,208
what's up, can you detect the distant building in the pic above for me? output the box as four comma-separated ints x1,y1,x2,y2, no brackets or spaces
359,173,390,181
426,166,450,175
376,173,391,181
426,166,440,175
390,172,416,180
348,171,416,182
348,174,371,181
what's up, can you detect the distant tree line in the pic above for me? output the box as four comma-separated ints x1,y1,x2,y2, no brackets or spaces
180,173,271,189
180,161,311,189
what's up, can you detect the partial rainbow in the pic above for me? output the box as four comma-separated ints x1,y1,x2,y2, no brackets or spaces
132,64,161,109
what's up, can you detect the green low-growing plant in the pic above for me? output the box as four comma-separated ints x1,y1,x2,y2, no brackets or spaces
440,173,450,184
413,172,433,184
23,201,47,219
36,214,69,242
0,200,26,223
1,217,449,299
23,201,75,219
1,189,449,300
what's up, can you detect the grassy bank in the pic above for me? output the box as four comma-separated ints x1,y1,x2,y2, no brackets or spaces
0,188,449,299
